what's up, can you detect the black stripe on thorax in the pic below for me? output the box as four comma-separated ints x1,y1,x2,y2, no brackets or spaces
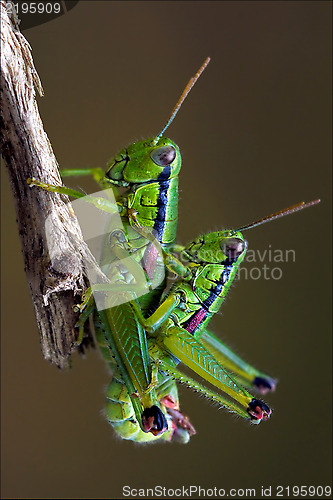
153,174,171,241
201,264,234,309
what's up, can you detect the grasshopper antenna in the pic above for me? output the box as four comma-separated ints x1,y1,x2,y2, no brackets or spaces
234,199,321,233
153,57,210,144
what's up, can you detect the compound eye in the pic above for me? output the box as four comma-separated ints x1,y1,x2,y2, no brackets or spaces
150,146,176,166
220,237,245,259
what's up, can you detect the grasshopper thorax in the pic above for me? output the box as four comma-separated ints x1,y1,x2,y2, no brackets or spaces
105,137,181,187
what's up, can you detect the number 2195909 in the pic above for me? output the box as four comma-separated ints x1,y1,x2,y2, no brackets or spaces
6,2,61,15
276,485,331,497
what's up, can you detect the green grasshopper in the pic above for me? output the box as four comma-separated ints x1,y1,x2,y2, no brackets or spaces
79,198,319,443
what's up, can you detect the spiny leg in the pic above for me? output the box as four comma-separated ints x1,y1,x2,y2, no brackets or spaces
154,359,256,421
201,329,277,394
161,327,272,422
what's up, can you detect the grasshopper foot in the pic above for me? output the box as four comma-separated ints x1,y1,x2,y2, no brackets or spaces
159,395,196,443
247,399,272,422
253,377,277,394
166,407,196,436
141,406,168,436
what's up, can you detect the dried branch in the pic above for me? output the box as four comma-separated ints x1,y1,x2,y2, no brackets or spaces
0,1,104,367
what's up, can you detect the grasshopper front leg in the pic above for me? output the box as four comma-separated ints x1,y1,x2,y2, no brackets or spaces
60,167,108,188
27,178,123,215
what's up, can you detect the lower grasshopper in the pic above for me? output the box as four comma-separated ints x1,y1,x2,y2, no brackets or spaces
83,199,319,442
125,200,320,432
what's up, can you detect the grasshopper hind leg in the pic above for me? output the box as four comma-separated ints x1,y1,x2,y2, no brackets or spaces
159,327,273,423
201,329,277,395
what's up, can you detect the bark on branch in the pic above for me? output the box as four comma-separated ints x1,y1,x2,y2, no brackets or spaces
0,1,105,367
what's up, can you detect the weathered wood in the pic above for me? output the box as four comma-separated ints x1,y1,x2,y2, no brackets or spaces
0,1,106,367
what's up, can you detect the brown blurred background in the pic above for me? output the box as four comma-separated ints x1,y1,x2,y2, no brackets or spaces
1,2,331,499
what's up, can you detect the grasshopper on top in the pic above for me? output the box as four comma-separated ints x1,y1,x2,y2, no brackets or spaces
39,57,211,249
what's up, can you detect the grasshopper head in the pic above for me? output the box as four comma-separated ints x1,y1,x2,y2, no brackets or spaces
105,137,181,186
